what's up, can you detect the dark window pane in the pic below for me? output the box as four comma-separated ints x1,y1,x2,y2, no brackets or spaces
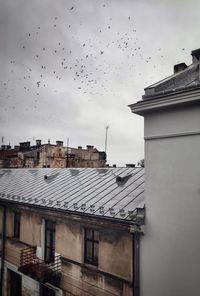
94,230,99,241
85,228,99,266
85,229,92,239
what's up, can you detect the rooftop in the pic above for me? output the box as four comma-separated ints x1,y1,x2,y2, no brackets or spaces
143,48,200,99
0,167,144,224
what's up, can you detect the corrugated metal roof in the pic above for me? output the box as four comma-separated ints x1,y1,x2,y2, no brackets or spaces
0,168,144,224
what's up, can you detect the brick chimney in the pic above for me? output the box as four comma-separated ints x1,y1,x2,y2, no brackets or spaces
174,63,187,74
191,48,200,64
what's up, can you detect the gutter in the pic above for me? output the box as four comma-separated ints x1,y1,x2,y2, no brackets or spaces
0,205,6,295
130,225,143,296
133,232,140,296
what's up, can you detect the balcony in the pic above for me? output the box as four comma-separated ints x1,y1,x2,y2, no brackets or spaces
18,246,61,286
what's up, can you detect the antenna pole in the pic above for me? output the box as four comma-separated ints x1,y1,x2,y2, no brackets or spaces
105,126,109,154
66,138,69,167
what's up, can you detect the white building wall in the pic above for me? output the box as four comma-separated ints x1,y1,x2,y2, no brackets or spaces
141,105,200,296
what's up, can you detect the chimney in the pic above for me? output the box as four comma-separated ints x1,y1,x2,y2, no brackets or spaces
174,63,187,74
56,141,63,146
86,145,94,150
126,164,135,168
113,164,116,168
36,139,41,146
191,48,200,64
78,146,82,149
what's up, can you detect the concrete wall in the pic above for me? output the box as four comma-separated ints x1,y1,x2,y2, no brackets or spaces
141,105,200,296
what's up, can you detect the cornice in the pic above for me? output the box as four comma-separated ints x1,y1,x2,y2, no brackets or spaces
129,86,200,116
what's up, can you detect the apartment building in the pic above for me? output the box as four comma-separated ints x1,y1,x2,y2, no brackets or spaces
0,167,144,296
130,48,200,296
0,140,106,169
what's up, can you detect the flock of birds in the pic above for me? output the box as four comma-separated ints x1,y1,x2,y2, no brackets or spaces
1,3,188,113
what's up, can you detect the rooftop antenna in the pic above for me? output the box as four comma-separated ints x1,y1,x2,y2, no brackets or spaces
66,137,69,167
2,136,4,145
105,126,109,154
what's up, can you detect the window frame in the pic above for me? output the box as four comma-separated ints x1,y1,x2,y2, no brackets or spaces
13,212,20,239
44,220,56,263
84,228,99,266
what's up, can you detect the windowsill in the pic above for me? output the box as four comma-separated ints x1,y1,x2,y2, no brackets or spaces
61,256,131,284
82,262,98,271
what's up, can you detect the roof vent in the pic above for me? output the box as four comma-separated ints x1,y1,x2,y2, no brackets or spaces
56,201,61,207
90,204,95,213
99,206,104,214
22,196,26,201
17,196,20,200
64,202,68,208
35,197,38,203
109,207,115,216
119,209,126,218
81,203,86,210
73,203,78,210
48,199,53,205
126,164,135,168
128,210,137,220
42,198,46,204
12,195,15,200
116,174,132,185
28,197,32,202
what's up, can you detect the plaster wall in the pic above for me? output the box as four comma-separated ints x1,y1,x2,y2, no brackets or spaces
144,105,200,138
20,212,41,246
6,209,13,237
141,105,200,296
99,231,132,281
56,222,82,262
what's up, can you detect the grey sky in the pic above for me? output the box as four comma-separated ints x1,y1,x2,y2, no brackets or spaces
0,0,200,166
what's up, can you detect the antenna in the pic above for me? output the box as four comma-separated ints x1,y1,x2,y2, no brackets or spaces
2,136,4,145
66,138,69,167
105,126,109,154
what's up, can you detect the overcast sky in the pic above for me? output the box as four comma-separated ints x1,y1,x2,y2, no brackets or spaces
1,0,200,166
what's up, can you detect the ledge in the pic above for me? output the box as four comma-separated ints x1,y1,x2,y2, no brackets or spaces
129,86,200,116
61,256,132,285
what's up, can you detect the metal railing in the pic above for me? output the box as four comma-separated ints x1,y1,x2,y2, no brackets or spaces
19,246,61,285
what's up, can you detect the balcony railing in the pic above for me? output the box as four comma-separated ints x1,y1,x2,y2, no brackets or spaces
18,246,61,286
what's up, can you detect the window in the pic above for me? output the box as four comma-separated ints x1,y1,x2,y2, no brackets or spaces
84,228,99,266
13,212,20,239
7,269,22,296
45,220,55,262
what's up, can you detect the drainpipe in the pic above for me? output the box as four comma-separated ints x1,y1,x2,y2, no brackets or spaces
0,205,6,295
132,231,140,296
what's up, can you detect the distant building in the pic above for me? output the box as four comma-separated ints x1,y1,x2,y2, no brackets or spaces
0,140,106,168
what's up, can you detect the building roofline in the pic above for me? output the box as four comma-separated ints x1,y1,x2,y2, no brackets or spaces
129,84,200,116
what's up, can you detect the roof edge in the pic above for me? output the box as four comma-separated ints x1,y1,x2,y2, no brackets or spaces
129,85,200,116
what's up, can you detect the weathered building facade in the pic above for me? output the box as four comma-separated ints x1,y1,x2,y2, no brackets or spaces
0,141,106,168
130,48,200,296
0,167,144,296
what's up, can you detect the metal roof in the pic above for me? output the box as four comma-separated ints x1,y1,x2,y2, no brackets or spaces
0,168,144,224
